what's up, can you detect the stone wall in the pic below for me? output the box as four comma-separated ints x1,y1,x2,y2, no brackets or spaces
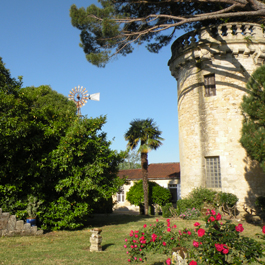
168,23,265,209
0,208,43,236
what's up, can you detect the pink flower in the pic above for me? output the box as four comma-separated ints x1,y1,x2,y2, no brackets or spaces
211,209,216,215
133,240,136,243
143,224,147,228
197,228,205,237
173,224,177,228
130,245,134,248
189,261,197,265
167,228,171,232
163,242,167,246
215,243,224,252
193,241,199,248
134,245,137,248
167,219,170,222
156,219,159,222
126,251,129,254
223,248,229,254
124,245,127,248
178,231,182,236
209,216,215,222
167,223,171,227
150,224,152,226
128,259,131,262
129,233,133,237
216,213,222,221
166,258,171,265
135,234,138,238
139,258,142,261
262,226,265,234
134,257,137,260
187,231,191,235
194,222,200,227
139,249,142,251
125,239,128,242
235,224,244,232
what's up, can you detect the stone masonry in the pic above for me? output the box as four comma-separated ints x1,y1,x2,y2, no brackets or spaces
168,23,265,209
0,208,43,236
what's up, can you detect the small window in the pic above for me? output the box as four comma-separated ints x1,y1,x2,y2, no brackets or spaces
205,157,221,188
204,74,216,97
116,188,125,202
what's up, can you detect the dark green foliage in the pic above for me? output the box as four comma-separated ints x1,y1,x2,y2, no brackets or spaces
176,188,238,217
161,203,173,218
0,59,125,229
217,192,238,208
69,1,265,67
240,65,265,172
126,180,171,207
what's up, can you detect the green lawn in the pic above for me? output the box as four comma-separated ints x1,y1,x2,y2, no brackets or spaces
0,214,264,265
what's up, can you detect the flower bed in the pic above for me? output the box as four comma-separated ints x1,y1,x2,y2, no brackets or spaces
124,210,265,264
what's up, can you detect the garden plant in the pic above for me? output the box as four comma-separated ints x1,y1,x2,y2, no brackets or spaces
124,209,265,264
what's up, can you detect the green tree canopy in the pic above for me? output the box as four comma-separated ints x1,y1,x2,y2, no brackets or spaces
0,58,125,230
240,65,265,173
70,0,265,67
126,179,172,207
125,118,164,215
119,150,141,170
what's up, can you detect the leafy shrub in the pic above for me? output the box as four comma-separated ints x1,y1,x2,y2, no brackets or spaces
126,180,172,207
176,198,195,215
162,203,173,218
179,208,201,220
189,187,217,208
217,192,238,208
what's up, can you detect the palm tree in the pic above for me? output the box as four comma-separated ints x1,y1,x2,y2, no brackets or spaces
125,118,164,215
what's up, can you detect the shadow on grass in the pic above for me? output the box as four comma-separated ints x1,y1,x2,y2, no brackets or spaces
83,214,156,228
102,243,115,250
151,262,164,265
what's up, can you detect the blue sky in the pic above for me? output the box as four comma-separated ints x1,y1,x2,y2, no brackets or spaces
1,0,182,164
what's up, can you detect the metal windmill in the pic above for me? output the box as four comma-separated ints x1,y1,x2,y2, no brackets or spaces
68,85,100,116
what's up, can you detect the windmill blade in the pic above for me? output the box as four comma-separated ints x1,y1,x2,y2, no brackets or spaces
89,93,100,101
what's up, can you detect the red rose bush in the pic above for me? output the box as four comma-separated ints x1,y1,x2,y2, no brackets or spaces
124,211,265,264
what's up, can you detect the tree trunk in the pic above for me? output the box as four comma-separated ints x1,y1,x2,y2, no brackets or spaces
141,152,149,215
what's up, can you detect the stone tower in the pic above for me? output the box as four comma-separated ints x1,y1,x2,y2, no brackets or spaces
168,23,265,209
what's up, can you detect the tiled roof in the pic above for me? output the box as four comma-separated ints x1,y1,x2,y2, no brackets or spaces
118,162,180,180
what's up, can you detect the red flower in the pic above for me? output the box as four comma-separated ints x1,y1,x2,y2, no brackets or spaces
262,226,265,234
167,223,171,227
173,224,177,228
156,219,159,222
135,234,138,238
167,219,170,222
189,261,197,265
215,243,224,252
235,224,244,232
139,258,142,261
223,248,229,254
211,209,216,215
216,213,222,221
143,224,147,228
166,258,171,265
187,231,191,235
163,242,167,246
128,259,131,262
193,241,199,248
124,245,127,248
194,222,200,227
209,216,215,222
167,228,171,232
197,228,205,237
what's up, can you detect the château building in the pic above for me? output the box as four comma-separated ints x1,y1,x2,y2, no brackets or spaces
168,23,265,209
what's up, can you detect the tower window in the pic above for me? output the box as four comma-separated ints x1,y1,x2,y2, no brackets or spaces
205,156,221,188
204,74,216,97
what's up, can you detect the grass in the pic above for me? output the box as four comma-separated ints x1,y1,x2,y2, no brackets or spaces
0,214,264,265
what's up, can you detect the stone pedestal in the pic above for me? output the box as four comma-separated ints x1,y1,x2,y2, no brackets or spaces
172,247,188,265
90,228,102,252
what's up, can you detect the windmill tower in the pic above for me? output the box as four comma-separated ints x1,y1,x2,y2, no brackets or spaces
168,23,265,209
68,85,100,116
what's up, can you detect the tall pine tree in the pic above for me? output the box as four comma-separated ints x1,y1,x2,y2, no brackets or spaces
240,65,265,172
